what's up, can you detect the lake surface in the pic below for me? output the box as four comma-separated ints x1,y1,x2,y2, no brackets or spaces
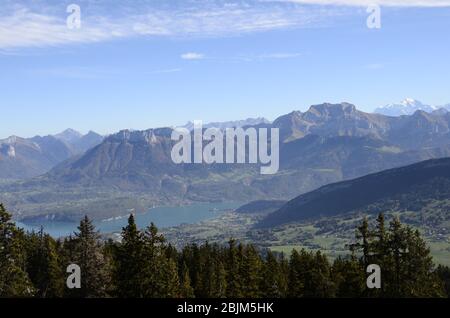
16,202,241,238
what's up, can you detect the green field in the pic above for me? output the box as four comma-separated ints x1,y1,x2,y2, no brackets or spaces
162,209,450,267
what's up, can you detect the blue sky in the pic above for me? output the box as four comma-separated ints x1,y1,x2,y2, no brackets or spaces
1,0,450,138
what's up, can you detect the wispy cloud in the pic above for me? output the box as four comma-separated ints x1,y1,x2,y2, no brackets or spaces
2,0,446,51
279,0,450,7
181,52,205,60
0,7,126,49
0,1,339,50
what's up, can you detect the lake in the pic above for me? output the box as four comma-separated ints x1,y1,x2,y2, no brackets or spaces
16,202,241,238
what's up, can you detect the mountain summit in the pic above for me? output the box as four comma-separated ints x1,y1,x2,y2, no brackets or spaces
273,102,390,142
375,98,438,116
54,128,83,144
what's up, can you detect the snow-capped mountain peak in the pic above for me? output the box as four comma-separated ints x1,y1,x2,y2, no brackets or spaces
374,98,437,116
402,98,419,105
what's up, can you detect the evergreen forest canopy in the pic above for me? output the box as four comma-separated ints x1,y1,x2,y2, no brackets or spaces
0,203,449,298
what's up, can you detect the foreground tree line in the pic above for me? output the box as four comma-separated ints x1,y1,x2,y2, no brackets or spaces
0,204,449,298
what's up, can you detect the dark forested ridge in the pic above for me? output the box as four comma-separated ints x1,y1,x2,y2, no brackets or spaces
235,200,287,214
0,204,448,298
259,157,450,228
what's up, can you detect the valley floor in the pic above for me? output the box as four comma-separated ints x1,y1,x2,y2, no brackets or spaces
160,210,450,267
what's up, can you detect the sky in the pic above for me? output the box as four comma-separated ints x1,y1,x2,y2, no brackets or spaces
1,0,450,138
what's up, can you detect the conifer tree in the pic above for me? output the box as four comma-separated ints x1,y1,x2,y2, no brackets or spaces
240,245,262,298
25,229,64,297
371,213,388,296
180,262,195,298
225,239,242,298
350,215,446,298
198,243,214,298
68,215,110,297
332,257,365,298
309,251,335,297
188,244,203,296
262,251,285,298
399,227,444,297
352,217,372,267
113,214,146,297
288,249,334,298
142,222,173,297
287,249,305,297
213,260,228,298
0,204,35,297
436,265,450,297
387,217,407,296
277,253,289,297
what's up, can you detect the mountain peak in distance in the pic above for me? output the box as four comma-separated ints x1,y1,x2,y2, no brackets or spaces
374,98,437,116
307,102,357,115
54,128,83,143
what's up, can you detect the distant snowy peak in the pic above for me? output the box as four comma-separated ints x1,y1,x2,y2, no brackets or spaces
374,98,450,116
374,98,437,116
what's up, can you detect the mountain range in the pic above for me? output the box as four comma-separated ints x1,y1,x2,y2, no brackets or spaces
1,102,450,222
2,100,448,180
0,129,103,179
374,98,450,116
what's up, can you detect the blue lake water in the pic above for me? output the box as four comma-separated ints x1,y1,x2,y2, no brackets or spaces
16,202,241,238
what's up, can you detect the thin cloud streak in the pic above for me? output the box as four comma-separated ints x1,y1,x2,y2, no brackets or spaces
0,8,126,49
181,53,205,60
0,2,339,49
278,0,450,7
2,1,445,50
